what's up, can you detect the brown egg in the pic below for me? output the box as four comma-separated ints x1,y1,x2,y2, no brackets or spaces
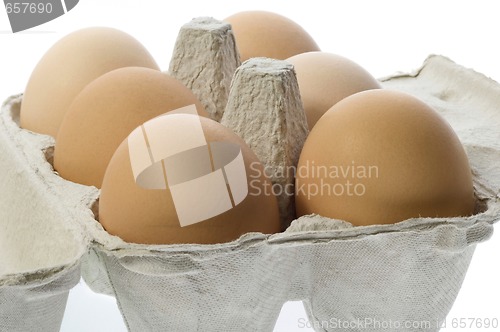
20,27,159,138
295,89,475,226
54,67,206,188
99,113,281,244
224,11,320,62
287,52,381,129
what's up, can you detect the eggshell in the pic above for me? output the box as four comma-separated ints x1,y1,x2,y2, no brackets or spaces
224,11,320,62
296,89,475,226
99,114,281,244
54,67,206,188
20,27,159,138
287,52,381,129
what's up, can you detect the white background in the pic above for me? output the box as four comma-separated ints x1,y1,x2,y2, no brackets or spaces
1,1,499,331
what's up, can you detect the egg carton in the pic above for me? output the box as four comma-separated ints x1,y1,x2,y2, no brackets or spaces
1,17,500,332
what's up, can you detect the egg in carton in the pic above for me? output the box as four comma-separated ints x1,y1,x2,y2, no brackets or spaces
0,17,499,332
